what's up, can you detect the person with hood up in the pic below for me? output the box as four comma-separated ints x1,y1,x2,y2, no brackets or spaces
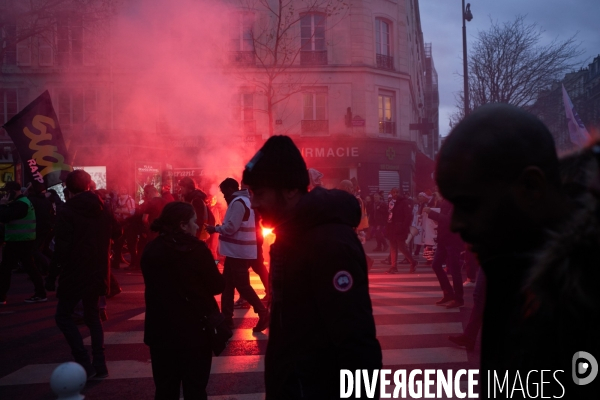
242,136,382,399
48,170,121,379
206,178,269,332
141,201,224,399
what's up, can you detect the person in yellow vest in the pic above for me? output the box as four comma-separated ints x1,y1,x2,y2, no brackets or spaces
205,178,269,332
0,181,47,304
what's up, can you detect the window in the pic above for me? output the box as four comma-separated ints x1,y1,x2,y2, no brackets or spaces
300,14,327,65
375,19,390,56
57,15,95,66
2,24,17,65
375,19,393,70
0,89,18,124
241,93,254,121
230,12,255,65
302,89,328,135
58,89,97,131
233,92,255,134
378,91,395,135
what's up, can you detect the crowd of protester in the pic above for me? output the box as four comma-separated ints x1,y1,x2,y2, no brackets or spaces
1,103,599,398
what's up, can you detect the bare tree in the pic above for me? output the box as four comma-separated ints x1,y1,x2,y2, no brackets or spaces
228,0,350,135
0,0,120,66
451,15,584,123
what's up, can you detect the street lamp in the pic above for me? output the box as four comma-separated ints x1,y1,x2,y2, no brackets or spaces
462,1,473,117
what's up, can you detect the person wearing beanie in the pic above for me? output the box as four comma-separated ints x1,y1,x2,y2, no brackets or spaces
47,170,122,379
205,178,269,332
178,177,212,241
242,135,382,399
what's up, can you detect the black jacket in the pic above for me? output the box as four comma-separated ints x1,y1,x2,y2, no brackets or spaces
0,195,29,223
184,189,207,222
265,187,382,399
141,231,224,349
427,199,462,248
372,199,388,226
53,191,121,298
385,195,412,237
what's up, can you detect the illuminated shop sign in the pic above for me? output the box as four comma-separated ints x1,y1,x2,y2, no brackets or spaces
301,147,359,158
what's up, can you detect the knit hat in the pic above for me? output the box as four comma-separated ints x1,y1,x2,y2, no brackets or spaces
242,135,309,191
3,181,21,192
178,177,195,190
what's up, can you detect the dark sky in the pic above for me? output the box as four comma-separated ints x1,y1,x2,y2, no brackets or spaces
419,0,600,136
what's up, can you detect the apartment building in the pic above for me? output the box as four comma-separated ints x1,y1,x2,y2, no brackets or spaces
1,0,438,194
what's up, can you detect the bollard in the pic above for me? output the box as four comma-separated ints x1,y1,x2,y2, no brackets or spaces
50,362,86,400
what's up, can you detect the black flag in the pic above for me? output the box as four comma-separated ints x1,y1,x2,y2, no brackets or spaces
2,91,72,191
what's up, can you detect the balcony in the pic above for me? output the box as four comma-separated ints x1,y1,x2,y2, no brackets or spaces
300,51,327,66
379,121,396,135
229,51,256,66
301,120,329,136
376,54,394,71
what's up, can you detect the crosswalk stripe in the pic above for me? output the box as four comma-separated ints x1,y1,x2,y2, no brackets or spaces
85,322,463,345
208,394,264,400
127,304,457,321
370,281,441,287
128,308,260,321
0,348,468,386
373,305,459,314
369,291,441,299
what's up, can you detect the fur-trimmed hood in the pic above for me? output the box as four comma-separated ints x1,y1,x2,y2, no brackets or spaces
525,142,600,316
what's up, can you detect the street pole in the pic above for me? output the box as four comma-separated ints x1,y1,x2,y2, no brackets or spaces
462,1,472,117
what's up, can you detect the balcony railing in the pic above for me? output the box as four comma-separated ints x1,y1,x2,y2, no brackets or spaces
301,120,329,136
229,51,256,66
376,54,394,71
300,51,327,66
378,120,396,135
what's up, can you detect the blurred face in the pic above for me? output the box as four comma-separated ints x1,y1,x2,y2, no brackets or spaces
179,185,191,197
437,158,523,261
390,189,399,199
249,187,288,228
119,187,128,196
365,196,372,203
374,194,381,202
220,186,237,203
180,213,199,237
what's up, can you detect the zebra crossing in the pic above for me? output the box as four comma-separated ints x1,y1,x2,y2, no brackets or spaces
0,255,478,399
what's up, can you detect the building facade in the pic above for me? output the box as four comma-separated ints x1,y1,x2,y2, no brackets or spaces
228,0,438,194
1,0,438,196
530,55,600,154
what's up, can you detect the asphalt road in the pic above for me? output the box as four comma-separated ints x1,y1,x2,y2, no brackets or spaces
0,248,480,399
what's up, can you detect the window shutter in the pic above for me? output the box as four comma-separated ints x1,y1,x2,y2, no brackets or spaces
39,32,53,66
3,24,17,65
84,89,97,133
17,24,31,66
83,20,96,66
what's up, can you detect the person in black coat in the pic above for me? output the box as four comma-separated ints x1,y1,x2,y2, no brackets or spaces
423,198,465,308
385,188,418,273
141,201,224,400
243,136,382,399
49,170,121,379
